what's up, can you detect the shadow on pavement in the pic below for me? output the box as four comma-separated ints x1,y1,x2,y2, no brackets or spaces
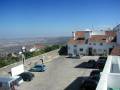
64,76,88,90
65,56,80,59
74,61,97,69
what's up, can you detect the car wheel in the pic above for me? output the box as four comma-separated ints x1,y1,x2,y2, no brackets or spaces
28,78,31,81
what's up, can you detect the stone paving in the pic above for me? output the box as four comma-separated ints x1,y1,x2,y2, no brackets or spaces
18,56,99,90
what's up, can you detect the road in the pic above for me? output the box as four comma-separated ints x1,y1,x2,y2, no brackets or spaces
18,56,99,90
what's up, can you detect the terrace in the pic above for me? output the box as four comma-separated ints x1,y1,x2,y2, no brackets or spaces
96,56,120,90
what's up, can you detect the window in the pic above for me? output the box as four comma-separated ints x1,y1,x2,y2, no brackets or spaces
103,50,107,55
80,48,83,51
0,82,2,87
74,45,77,47
100,43,103,45
85,39,88,44
93,43,96,45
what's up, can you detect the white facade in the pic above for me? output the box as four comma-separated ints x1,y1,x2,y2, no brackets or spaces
96,56,120,90
90,30,105,36
88,42,108,55
117,31,120,45
68,42,115,57
113,24,120,32
83,31,90,40
67,30,117,57
68,44,88,56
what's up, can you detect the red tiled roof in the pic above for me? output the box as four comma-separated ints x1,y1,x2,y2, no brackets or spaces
75,31,85,37
111,46,120,56
68,31,117,44
67,38,85,45
105,31,116,37
105,31,116,43
89,35,106,42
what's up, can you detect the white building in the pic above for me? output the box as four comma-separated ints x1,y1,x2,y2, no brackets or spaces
113,24,120,32
96,55,120,90
113,24,120,45
117,31,120,45
29,44,46,52
67,30,116,57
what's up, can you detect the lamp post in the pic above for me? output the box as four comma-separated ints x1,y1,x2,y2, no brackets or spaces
40,58,44,64
40,55,44,64
21,46,26,64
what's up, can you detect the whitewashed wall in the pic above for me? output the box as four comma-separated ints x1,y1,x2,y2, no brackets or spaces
96,56,120,90
67,44,74,56
77,44,88,55
68,44,87,56
84,32,90,40
67,42,114,56
90,30,105,36
88,42,113,55
117,31,120,45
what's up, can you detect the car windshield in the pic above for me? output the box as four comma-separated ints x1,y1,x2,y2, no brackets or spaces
16,77,23,81
99,60,106,62
34,65,42,68
99,57,107,59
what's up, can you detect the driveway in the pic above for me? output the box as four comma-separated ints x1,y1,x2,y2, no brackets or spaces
18,56,99,90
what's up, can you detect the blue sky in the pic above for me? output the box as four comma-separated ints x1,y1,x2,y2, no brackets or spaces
0,0,120,38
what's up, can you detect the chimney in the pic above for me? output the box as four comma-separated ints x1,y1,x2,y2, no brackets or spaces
72,32,76,40
74,32,76,40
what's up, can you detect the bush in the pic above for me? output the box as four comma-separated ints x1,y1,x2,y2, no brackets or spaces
0,60,8,68
42,45,60,53
58,45,68,55
23,51,33,59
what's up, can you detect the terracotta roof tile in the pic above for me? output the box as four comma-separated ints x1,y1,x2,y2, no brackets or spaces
105,31,116,43
68,31,117,44
67,38,85,45
75,31,85,37
111,46,120,56
105,31,116,37
89,35,106,42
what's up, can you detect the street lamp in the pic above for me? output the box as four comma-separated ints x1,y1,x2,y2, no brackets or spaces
21,46,26,64
40,55,44,64
40,59,44,64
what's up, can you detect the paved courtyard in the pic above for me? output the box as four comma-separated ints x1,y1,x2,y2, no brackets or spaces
18,56,99,90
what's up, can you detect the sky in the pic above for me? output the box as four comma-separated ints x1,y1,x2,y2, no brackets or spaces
0,0,120,38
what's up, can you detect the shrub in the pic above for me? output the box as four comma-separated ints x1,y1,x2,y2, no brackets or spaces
58,45,68,55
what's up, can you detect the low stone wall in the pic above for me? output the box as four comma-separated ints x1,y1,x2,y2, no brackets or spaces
0,49,59,77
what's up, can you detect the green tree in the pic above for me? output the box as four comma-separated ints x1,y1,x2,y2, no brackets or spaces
58,45,68,55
